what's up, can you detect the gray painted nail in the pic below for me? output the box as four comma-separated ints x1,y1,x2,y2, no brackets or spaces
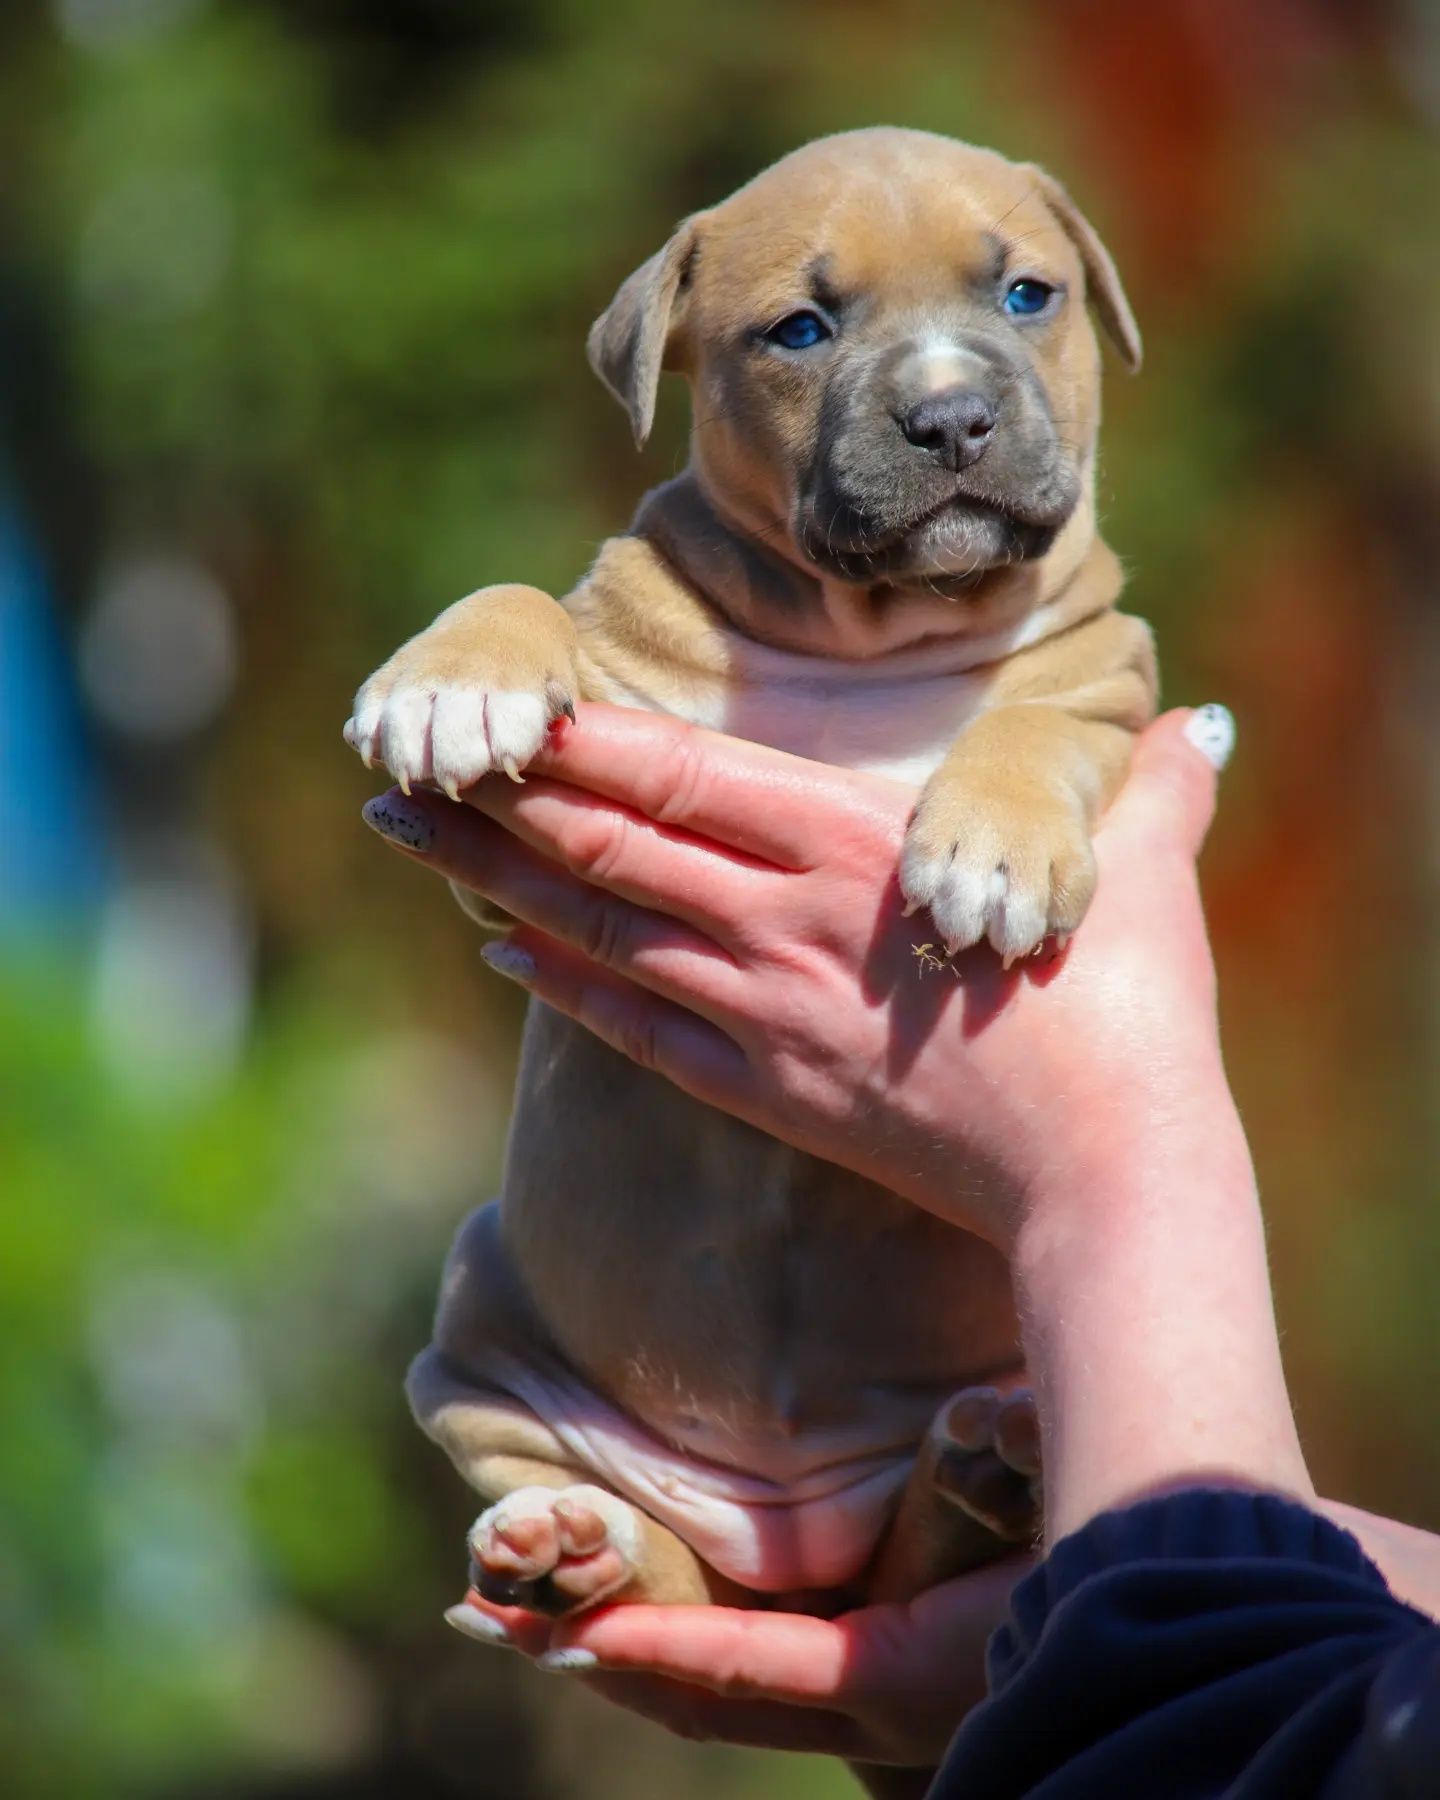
443,1603,513,1648
536,1647,599,1674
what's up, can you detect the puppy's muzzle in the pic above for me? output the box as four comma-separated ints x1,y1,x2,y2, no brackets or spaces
898,386,998,473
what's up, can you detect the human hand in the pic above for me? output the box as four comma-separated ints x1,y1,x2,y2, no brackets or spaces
445,1553,1027,1763
359,703,1234,1250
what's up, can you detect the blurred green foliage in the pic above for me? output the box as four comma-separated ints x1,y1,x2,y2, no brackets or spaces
2,3,1438,1797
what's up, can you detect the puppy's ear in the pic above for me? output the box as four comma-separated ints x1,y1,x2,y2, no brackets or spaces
1026,166,1142,373
587,214,707,446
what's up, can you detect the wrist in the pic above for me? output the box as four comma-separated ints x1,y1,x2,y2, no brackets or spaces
1010,1096,1314,1543
1012,1060,1254,1255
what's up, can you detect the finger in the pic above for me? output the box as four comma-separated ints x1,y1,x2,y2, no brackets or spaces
362,793,748,1021
528,703,905,871
1105,705,1232,860
464,774,778,942
366,784,751,949
548,1602,860,1705
490,929,758,1115
579,1671,869,1757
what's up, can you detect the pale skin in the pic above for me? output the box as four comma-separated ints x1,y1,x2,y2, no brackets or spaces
362,703,1440,1764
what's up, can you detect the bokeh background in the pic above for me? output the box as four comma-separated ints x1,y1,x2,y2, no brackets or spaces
3,1,1438,1795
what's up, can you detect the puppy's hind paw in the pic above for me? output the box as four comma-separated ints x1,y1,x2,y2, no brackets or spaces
931,1386,1041,1544
467,1484,641,1618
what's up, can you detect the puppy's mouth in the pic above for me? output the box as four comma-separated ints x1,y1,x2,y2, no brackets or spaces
797,490,1066,591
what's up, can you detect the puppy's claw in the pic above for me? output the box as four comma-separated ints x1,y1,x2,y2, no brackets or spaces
441,776,462,802
544,678,576,726
901,899,920,920
1002,952,1018,972
398,772,412,796
502,757,524,784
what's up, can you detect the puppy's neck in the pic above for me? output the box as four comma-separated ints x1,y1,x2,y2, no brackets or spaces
631,469,1118,663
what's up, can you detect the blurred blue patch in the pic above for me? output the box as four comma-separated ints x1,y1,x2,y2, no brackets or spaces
0,489,108,929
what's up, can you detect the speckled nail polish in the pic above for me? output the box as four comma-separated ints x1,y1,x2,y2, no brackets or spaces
362,793,435,852
481,939,537,984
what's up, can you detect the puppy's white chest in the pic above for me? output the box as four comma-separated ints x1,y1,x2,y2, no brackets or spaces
721,670,988,784
595,645,995,786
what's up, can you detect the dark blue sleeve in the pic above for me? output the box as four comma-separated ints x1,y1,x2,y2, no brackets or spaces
929,1489,1439,1800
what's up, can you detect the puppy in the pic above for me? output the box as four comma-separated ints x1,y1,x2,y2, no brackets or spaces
347,129,1156,1629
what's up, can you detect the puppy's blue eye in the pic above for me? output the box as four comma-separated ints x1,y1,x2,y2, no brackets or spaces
1004,278,1055,317
765,310,831,349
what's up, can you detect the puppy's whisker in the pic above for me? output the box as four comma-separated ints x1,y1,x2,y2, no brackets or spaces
987,193,1030,239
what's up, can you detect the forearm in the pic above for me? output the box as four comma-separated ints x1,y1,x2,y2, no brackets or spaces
1319,1500,1440,1619
1013,1094,1314,1545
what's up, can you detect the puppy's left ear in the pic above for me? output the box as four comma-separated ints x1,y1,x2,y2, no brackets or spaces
1026,166,1142,373
587,213,708,447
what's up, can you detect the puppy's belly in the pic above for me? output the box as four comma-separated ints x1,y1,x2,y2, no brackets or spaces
497,1009,1019,1503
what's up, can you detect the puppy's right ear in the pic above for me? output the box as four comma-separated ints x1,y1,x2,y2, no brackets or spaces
587,214,706,448
1025,166,1142,373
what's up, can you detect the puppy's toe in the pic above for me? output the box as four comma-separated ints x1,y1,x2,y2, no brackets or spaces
552,1495,609,1557
472,1487,562,1581
428,686,494,800
900,837,993,954
994,1390,1042,1479
932,1385,1041,1544
483,690,551,782
378,685,436,795
346,691,386,771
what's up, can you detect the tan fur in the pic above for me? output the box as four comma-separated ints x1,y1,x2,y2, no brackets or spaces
349,130,1157,1625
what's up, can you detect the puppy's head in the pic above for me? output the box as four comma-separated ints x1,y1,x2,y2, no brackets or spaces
589,128,1139,594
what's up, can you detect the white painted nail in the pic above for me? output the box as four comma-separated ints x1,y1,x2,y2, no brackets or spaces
362,794,435,852
444,1603,513,1648
481,939,537,984
536,1647,599,1674
1183,703,1236,772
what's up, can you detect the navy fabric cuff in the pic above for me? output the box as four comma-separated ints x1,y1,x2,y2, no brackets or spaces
930,1487,1437,1800
993,1487,1390,1687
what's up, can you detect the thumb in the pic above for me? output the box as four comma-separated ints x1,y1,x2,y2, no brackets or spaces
1106,705,1234,859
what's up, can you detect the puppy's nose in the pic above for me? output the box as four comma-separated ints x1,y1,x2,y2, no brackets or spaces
899,388,997,471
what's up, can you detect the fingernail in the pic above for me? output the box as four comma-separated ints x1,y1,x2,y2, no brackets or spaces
481,939,536,984
536,1647,599,1674
363,793,435,852
444,1602,513,1648
1183,703,1236,772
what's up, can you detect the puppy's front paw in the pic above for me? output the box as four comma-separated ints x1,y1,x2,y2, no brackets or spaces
466,1484,641,1618
345,586,578,797
346,675,573,798
900,778,1096,964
